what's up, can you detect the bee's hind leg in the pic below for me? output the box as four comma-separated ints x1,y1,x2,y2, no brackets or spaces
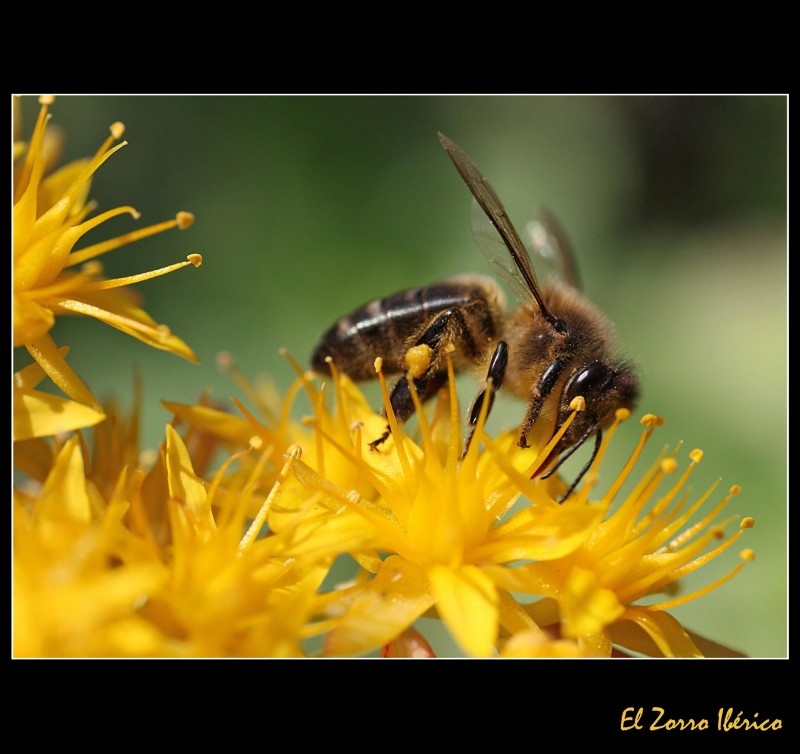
368,370,449,450
369,305,489,451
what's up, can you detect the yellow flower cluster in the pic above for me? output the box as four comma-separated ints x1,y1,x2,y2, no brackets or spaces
13,95,200,442
12,97,755,658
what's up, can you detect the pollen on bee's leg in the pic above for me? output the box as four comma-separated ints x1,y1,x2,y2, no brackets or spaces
405,344,432,380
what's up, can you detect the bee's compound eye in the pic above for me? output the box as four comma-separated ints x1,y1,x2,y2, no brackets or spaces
563,361,613,404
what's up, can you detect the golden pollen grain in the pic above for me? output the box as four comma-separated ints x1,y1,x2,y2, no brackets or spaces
405,344,432,379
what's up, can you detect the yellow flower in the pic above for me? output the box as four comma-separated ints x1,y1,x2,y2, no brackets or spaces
272,357,610,657
14,434,169,657
161,350,391,526
215,354,752,658
13,352,755,658
13,95,201,438
484,416,755,657
13,398,335,657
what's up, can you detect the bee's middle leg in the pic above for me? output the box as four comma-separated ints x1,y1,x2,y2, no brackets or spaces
461,340,508,458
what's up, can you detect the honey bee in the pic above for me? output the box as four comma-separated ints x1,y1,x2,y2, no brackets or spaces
311,132,639,500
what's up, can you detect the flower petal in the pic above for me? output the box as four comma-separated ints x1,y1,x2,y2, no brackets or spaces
560,566,624,639
55,290,199,363
164,424,215,536
428,563,499,657
36,436,91,523
13,294,54,346
323,556,434,656
615,606,703,658
13,386,105,441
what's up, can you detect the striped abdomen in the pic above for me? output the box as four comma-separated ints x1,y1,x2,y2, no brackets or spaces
310,277,503,380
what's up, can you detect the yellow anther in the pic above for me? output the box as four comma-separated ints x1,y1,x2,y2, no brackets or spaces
660,457,678,474
569,395,585,412
187,253,202,267
615,407,631,421
80,260,104,276
740,548,755,561
39,95,55,105
729,484,742,495
346,490,362,505
176,211,194,229
740,517,755,529
110,122,125,139
689,449,703,463
641,413,660,427
374,356,383,373
285,444,303,460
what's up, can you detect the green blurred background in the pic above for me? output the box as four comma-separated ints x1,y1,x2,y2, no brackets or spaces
14,95,786,657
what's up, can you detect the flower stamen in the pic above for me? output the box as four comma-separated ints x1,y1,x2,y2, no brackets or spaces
67,212,195,268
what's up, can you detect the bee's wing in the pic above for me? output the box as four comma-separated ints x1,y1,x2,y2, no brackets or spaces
470,197,537,301
439,132,560,328
526,208,582,292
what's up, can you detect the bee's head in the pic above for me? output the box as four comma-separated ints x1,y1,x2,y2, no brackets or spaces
554,359,640,451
